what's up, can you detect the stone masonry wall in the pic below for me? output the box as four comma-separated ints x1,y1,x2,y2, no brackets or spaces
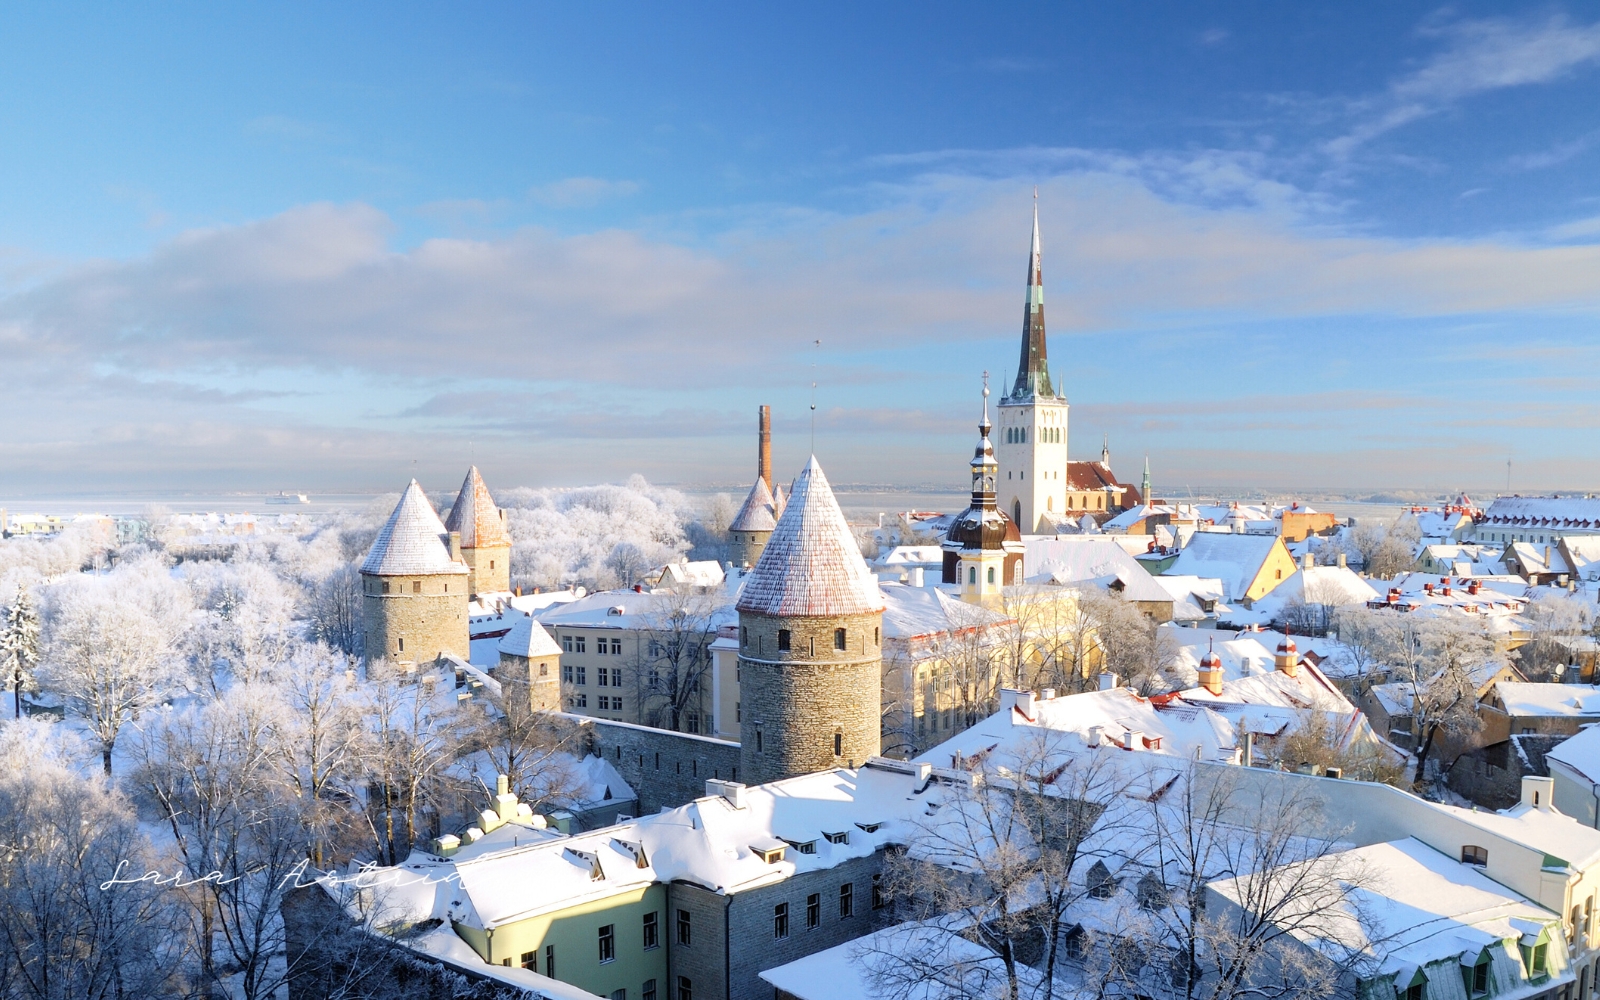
498,653,563,712
666,881,730,1000
362,574,469,666
461,542,511,596
576,716,742,815
725,850,893,1000
738,610,883,785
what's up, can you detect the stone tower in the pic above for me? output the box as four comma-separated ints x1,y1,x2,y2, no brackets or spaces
728,406,781,570
444,466,513,597
942,378,1025,605
736,456,884,785
997,195,1070,533
360,480,471,667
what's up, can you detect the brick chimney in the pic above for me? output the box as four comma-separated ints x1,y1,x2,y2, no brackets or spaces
758,405,772,488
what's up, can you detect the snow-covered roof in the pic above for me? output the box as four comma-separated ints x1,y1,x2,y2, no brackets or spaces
736,457,885,618
1433,799,1600,870
444,466,512,550
497,614,563,659
875,545,944,568
1164,533,1284,602
1209,838,1562,979
536,589,735,631
654,560,726,589
1547,725,1600,784
759,920,1040,1000
878,582,1010,642
1491,682,1600,719
728,476,779,533
360,480,471,577
1022,537,1174,602
1480,495,1600,528
1255,565,1379,611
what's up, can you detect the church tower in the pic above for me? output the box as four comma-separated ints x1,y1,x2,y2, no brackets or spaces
736,457,884,785
361,480,471,667
444,466,512,597
997,195,1070,533
942,378,1025,605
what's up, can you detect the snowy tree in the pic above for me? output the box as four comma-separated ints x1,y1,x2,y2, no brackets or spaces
307,563,364,657
181,559,299,689
465,684,588,813
500,476,691,591
628,590,721,733
42,589,184,775
1517,589,1592,680
271,644,370,867
0,731,184,999
1,584,41,718
366,661,478,865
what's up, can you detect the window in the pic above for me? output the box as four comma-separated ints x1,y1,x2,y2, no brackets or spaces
598,696,611,711
397,637,404,652
736,701,741,723
563,636,574,653
807,893,820,929
572,693,587,708
1523,942,1548,978
686,713,699,734
598,924,615,963
825,830,849,845
839,882,854,917
598,669,608,686
381,581,390,594
576,636,587,653
1087,861,1116,899
741,626,748,647
677,977,692,1000
521,950,537,971
676,908,691,946
611,638,622,655
872,874,884,909
1461,845,1488,866
563,664,573,682
1137,874,1168,911
576,666,587,685
611,667,622,686
611,991,626,1000
546,945,555,979
968,567,976,584
1403,983,1423,1000
773,902,789,939
834,628,846,650
612,699,624,714
987,566,995,584
643,911,659,950
1472,959,1489,996
834,732,842,756
777,629,791,651
539,663,548,676
755,729,762,752
412,580,421,593
643,981,656,1000
874,627,879,645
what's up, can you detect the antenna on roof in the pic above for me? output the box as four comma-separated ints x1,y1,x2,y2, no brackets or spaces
810,339,820,455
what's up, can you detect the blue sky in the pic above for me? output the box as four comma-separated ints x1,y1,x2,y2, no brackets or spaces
2,3,1599,495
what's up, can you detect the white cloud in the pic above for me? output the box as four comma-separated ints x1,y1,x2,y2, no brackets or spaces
1327,13,1600,157
527,177,641,208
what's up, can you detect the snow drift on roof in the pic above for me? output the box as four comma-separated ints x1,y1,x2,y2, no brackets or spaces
736,457,885,617
361,480,470,577
445,466,512,549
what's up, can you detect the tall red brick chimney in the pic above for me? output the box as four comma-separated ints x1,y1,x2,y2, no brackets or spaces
758,405,772,488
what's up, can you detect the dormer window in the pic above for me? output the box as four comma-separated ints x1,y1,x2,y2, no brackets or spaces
750,842,787,864
854,822,882,834
1461,845,1488,866
783,839,817,855
824,831,850,845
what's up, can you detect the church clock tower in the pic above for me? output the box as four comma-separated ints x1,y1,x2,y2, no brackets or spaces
997,194,1069,533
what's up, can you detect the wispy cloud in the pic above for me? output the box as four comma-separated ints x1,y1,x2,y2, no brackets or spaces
1508,130,1600,170
528,177,641,208
1327,13,1600,157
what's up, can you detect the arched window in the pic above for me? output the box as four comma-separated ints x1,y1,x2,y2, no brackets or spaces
986,566,995,584
968,567,977,584
1013,500,1022,524
1047,496,1053,511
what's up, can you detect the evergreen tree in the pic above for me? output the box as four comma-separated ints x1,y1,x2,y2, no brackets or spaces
1,585,42,718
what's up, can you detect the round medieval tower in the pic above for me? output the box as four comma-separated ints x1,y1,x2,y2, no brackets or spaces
736,456,885,785
360,480,471,667
444,466,512,597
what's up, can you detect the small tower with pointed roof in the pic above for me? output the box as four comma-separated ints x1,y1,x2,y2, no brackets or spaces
997,194,1070,533
1141,456,1153,505
728,406,781,570
360,480,471,667
444,466,512,597
735,456,885,785
942,376,1025,606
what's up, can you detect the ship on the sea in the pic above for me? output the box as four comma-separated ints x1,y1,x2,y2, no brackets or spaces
265,492,311,505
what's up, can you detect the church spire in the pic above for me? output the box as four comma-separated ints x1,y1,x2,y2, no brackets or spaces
971,373,997,509
1142,455,1152,503
1011,190,1055,400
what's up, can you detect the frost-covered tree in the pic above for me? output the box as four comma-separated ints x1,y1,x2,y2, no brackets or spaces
500,476,692,591
0,724,184,1000
629,590,721,733
1,584,41,718
306,563,364,657
366,661,478,864
270,644,370,866
42,582,187,775
181,560,299,689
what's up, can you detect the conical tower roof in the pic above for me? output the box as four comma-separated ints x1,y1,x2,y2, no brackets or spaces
361,480,470,576
445,466,512,549
736,457,884,617
1010,194,1056,400
729,475,779,533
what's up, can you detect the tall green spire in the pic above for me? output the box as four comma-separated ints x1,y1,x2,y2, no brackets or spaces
1010,191,1055,400
1142,455,1152,504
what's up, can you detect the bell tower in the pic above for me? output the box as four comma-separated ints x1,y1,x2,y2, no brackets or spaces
997,193,1069,533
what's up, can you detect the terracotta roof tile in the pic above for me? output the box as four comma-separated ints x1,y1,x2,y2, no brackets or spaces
736,457,885,617
444,466,512,549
